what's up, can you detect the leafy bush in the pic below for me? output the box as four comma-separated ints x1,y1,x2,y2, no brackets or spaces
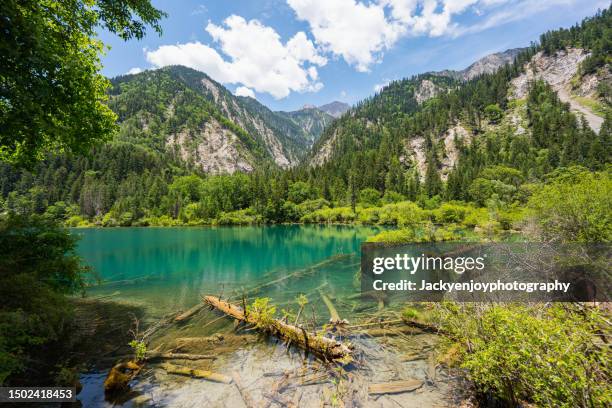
381,190,405,204
0,214,89,384
300,207,355,223
437,303,611,407
431,203,471,224
216,208,262,225
366,228,417,243
246,298,276,329
528,168,611,242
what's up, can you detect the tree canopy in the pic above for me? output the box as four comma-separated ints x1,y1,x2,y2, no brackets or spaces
0,0,166,166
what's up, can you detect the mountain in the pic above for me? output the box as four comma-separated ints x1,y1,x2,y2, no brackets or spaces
310,73,458,166
276,107,334,147
434,48,526,80
318,101,350,118
110,66,319,172
307,8,610,200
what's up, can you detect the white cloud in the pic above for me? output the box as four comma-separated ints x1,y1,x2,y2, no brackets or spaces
286,0,581,71
235,86,256,98
287,0,406,72
126,67,143,75
145,15,325,99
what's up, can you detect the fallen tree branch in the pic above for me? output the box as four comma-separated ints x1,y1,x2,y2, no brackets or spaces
146,352,217,361
175,303,206,322
368,379,423,395
203,295,353,364
319,290,342,323
245,254,350,296
161,363,232,383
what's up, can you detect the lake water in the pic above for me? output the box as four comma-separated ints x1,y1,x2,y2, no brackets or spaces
74,226,458,407
76,225,379,318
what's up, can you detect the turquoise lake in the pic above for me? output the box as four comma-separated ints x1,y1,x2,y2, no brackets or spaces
75,225,381,319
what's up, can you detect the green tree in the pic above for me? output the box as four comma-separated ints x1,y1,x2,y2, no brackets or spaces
484,104,503,124
0,0,166,166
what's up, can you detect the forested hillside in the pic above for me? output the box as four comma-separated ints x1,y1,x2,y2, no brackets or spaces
276,107,335,146
111,66,324,169
0,8,609,227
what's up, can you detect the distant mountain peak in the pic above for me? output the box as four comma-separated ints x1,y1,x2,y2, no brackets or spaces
318,101,350,118
301,104,317,110
433,47,526,80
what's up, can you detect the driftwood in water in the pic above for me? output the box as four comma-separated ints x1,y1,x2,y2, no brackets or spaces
360,326,422,337
245,254,349,295
319,291,342,323
346,319,404,330
203,295,353,363
173,334,224,350
146,352,217,361
368,379,423,395
175,303,207,322
403,318,443,334
400,352,429,362
161,363,232,383
104,361,142,394
233,372,257,408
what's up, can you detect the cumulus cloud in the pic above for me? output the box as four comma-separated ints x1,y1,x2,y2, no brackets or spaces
126,67,143,75
145,15,326,99
235,86,256,98
286,0,580,71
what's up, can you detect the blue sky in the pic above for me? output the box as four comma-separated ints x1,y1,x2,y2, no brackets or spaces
98,0,608,111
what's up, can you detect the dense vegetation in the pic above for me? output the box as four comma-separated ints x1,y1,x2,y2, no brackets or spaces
0,3,610,404
0,215,90,384
0,0,164,386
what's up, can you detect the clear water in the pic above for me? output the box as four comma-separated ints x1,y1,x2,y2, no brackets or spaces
76,225,380,319
74,225,458,407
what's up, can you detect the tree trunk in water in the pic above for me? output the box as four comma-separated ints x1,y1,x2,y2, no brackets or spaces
203,295,353,364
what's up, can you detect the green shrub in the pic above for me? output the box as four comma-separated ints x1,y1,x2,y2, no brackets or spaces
529,168,611,242
357,207,379,224
461,207,489,228
437,303,611,406
65,215,91,227
431,203,471,224
300,206,355,223
381,190,405,204
216,208,261,225
366,228,417,243
0,215,89,384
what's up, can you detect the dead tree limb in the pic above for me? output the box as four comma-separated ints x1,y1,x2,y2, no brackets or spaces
203,295,353,364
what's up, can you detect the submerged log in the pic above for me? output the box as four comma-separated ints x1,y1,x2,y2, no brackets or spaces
360,326,422,337
346,319,404,330
245,254,350,295
203,295,353,363
146,352,217,361
319,291,342,324
399,352,428,362
161,363,232,383
368,379,423,395
175,303,206,322
104,361,142,394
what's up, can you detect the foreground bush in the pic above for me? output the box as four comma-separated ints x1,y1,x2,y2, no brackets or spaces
436,303,611,407
0,214,89,384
